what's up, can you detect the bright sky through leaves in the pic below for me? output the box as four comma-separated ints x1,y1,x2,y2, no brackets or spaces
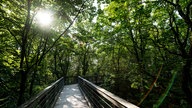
35,10,53,26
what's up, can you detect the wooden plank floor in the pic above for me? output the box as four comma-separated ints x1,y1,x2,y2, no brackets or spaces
54,84,89,108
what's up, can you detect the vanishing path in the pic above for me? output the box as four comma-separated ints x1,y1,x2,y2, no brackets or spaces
54,84,89,108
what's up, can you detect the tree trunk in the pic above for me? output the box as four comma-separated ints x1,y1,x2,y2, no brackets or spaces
17,0,31,106
82,52,88,76
29,70,36,96
17,39,27,106
17,70,27,106
182,59,192,106
54,51,59,78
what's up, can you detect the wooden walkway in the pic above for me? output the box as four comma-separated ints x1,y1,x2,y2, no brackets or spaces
54,84,89,108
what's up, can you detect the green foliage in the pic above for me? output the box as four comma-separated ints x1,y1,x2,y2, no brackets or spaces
0,0,89,106
0,0,192,107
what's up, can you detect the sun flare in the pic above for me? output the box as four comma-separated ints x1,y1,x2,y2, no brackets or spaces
35,10,53,26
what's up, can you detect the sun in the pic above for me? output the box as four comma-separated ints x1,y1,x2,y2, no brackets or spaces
35,9,53,27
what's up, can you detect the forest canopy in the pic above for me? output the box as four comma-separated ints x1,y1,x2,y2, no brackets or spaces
0,0,192,107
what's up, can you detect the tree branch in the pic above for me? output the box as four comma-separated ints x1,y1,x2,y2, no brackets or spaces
138,65,163,106
177,5,192,28
151,38,182,56
164,0,192,27
7,28,21,46
29,0,86,70
169,12,182,46
186,1,192,16
183,26,190,48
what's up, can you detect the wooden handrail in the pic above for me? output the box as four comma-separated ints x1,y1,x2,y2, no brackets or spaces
78,76,139,108
18,77,64,108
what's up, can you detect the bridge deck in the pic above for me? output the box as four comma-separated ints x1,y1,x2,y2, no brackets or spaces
54,84,89,108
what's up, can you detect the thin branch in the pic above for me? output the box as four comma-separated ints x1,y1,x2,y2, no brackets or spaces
162,45,182,56
151,38,182,56
29,1,86,70
29,35,43,65
138,65,163,106
36,35,49,65
7,28,21,46
46,2,85,51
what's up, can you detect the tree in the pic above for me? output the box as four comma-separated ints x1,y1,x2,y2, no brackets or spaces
0,0,86,106
154,0,192,106
90,0,191,107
